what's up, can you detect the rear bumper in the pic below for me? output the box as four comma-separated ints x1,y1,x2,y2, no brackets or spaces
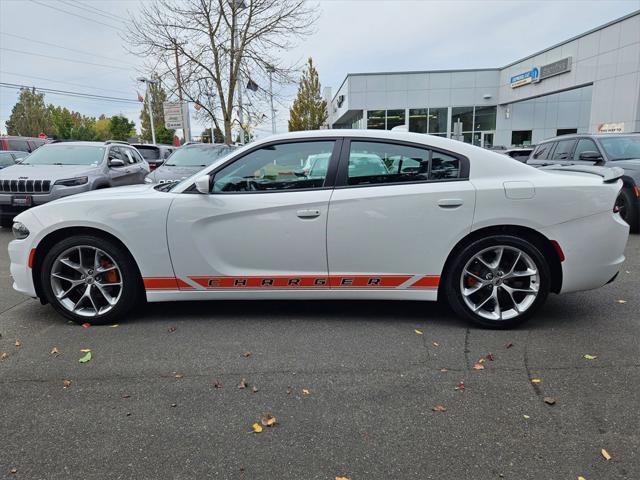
541,211,629,294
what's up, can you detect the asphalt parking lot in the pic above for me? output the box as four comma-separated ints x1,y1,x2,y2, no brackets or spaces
0,229,638,480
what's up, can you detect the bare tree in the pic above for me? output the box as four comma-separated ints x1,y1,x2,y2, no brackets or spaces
125,0,318,143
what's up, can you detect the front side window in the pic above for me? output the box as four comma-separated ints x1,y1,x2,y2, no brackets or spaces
212,141,335,193
551,140,576,160
347,141,460,186
573,138,599,161
22,145,105,165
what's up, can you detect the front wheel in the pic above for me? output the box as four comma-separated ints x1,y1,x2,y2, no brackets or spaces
444,235,550,328
616,187,639,233
40,235,141,324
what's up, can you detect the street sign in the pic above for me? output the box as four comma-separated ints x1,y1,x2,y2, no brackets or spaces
38,132,46,139
163,101,189,129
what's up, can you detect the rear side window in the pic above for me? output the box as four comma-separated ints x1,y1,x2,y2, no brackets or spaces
551,140,576,160
531,143,552,160
346,141,460,186
0,152,15,166
7,139,30,152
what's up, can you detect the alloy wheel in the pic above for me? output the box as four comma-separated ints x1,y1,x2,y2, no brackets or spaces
50,245,123,318
460,245,539,321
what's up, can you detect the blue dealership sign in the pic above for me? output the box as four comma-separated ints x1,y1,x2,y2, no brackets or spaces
510,67,539,88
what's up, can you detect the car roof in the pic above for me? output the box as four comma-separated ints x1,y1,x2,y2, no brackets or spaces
45,141,125,147
182,143,235,149
0,150,28,154
539,132,640,144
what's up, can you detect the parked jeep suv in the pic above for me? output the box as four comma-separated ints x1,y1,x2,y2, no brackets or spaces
527,133,640,232
0,141,149,228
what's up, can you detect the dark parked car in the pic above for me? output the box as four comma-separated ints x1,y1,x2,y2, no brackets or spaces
0,136,47,153
131,144,176,171
502,147,534,162
527,133,640,232
0,150,29,169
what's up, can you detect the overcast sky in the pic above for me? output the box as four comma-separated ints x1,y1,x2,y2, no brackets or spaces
1,0,639,139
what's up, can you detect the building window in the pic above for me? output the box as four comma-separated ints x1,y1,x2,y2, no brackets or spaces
386,110,405,130
474,106,496,131
556,128,577,136
367,110,385,130
428,108,448,134
409,109,428,133
512,130,532,146
451,107,474,133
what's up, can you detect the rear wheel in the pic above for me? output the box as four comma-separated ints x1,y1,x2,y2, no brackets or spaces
40,235,141,324
445,235,550,328
616,187,639,233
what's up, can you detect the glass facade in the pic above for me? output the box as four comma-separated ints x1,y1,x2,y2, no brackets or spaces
367,110,385,130
428,108,448,134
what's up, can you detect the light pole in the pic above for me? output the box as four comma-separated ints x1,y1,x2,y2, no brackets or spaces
266,65,276,134
137,77,157,144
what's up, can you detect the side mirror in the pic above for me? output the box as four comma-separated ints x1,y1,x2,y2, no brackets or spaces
293,169,307,177
579,151,603,162
194,175,210,194
109,158,125,168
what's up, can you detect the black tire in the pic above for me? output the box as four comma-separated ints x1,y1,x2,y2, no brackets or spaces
444,235,550,329
40,234,141,325
616,187,639,233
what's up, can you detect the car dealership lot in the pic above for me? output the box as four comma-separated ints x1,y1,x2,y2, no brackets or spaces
0,229,638,479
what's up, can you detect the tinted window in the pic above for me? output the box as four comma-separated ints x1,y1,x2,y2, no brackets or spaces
7,140,30,152
108,146,125,161
599,136,640,160
0,152,15,167
166,145,234,167
212,141,335,193
130,149,144,163
573,139,599,161
531,143,553,160
136,146,160,160
346,141,460,186
22,145,105,165
551,140,576,160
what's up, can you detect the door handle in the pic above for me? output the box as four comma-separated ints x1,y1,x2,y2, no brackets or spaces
437,198,464,208
296,209,321,218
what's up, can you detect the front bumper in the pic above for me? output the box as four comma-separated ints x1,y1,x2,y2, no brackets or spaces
8,211,43,298
0,185,92,218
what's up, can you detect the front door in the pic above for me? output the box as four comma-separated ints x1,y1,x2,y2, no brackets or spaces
166,139,341,290
326,139,475,293
107,147,137,186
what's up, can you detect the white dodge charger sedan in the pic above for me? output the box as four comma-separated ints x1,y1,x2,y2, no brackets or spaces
8,130,629,328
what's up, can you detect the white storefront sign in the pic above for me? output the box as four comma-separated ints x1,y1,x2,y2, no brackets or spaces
598,122,624,133
163,101,189,129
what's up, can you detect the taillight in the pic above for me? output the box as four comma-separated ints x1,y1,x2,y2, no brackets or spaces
634,185,640,198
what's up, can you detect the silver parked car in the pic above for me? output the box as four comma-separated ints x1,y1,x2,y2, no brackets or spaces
0,141,149,228
145,143,236,184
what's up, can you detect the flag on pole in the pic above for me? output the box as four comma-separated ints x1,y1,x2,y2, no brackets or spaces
137,92,144,102
246,79,259,92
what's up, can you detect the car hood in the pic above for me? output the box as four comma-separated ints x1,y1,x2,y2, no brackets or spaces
612,158,640,172
148,165,204,182
0,164,99,181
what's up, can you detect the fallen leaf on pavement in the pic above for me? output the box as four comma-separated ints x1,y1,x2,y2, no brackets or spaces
238,378,248,389
1,352,9,361
578,476,587,480
543,396,556,405
414,329,423,335
81,323,91,329
80,348,91,353
432,342,440,347
584,354,598,360
63,379,72,388
601,449,612,460
167,326,176,333
213,380,223,389
336,477,351,480
440,368,448,373
302,388,310,396
174,373,184,379
171,403,177,408
252,385,259,393
455,381,465,391
251,422,263,433
50,347,60,356
286,386,292,395
110,324,119,328
473,363,485,370
477,357,485,364
615,299,626,304
9,468,17,474
78,351,92,363
432,404,447,412
523,415,530,419
505,342,514,349
531,378,541,384
15,339,21,348
122,394,131,399
485,352,495,361
243,351,252,357
261,413,277,427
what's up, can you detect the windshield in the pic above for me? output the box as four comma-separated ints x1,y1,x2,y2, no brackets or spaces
135,146,160,160
22,145,105,165
599,136,640,160
164,145,234,167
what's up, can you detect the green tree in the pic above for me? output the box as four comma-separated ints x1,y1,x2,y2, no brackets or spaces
94,115,111,141
48,106,98,140
108,115,136,141
202,127,224,143
139,81,175,144
5,88,52,136
288,58,327,132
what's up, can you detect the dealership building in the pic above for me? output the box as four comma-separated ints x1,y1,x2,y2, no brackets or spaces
327,10,640,148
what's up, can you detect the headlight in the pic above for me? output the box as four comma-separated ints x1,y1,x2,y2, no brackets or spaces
12,222,30,240
54,176,89,187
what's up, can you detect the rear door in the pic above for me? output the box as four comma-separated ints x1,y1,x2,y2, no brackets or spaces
326,138,475,293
